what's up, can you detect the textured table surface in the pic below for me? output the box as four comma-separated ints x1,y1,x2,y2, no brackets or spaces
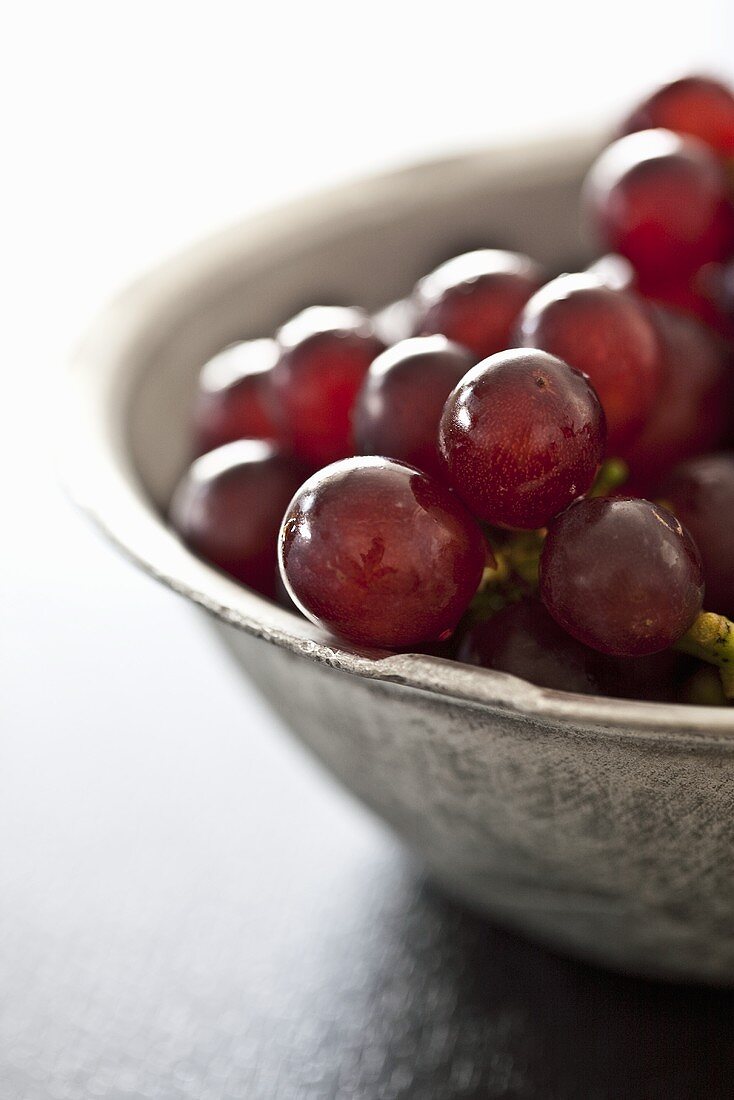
2,494,734,1100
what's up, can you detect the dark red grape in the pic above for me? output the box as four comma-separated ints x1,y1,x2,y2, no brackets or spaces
635,263,734,337
458,599,607,695
603,649,685,703
269,306,384,467
539,497,704,656
622,307,733,493
457,598,682,701
585,253,636,292
169,440,307,599
517,273,660,452
193,339,281,455
677,262,734,338
279,457,488,648
642,258,734,334
412,249,543,359
353,336,474,479
438,349,605,529
665,453,734,617
620,75,734,159
584,130,734,282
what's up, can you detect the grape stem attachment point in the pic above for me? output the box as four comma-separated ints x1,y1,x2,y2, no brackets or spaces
675,612,734,700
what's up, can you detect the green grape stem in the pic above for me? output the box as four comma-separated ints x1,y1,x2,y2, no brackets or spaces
675,612,734,700
469,555,526,623
680,666,728,707
503,529,545,586
589,457,629,498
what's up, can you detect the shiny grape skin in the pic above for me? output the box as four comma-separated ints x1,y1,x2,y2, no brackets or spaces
621,307,733,494
192,339,281,455
584,129,734,283
518,272,662,452
169,440,308,599
457,598,683,701
269,306,384,468
665,453,734,617
372,298,417,346
620,75,734,158
412,249,544,359
539,497,704,657
439,349,605,530
353,336,474,479
278,457,489,649
586,253,636,292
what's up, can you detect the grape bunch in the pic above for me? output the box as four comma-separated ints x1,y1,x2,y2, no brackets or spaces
171,74,734,706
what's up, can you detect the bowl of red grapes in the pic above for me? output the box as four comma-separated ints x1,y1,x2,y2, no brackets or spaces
174,75,734,710
70,74,734,980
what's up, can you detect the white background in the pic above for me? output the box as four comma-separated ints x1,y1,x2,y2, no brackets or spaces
1,3,733,1092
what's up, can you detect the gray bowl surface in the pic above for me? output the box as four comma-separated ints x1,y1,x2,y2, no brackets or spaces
65,133,734,983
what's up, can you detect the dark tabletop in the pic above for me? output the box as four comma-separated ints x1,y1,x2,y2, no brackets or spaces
2,493,733,1100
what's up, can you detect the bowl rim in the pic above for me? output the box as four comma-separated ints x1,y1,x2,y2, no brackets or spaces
64,132,734,740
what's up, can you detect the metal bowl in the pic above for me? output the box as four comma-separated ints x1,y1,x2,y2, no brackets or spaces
65,133,734,984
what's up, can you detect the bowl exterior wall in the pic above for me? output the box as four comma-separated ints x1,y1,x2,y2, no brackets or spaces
214,617,734,983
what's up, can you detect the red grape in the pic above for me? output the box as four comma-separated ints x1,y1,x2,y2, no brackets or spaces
622,307,733,493
665,453,734,617
353,336,474,479
539,497,704,656
584,129,734,282
438,349,605,529
518,273,660,452
458,598,682,701
192,339,280,455
637,277,719,333
169,440,307,599
620,75,734,159
412,249,543,359
279,457,488,648
608,652,686,703
458,599,606,695
635,262,734,337
270,306,384,467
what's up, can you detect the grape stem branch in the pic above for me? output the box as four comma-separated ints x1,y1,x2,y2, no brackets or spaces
588,457,629,498
675,612,734,700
